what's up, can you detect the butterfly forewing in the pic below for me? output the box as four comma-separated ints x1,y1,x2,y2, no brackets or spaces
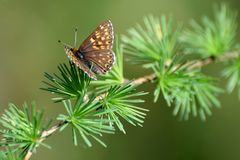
79,20,114,52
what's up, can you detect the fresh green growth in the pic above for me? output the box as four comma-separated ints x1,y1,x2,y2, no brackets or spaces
122,15,180,68
180,4,238,58
0,148,23,160
41,62,91,102
122,12,228,120
222,58,240,98
99,83,148,133
153,61,222,120
0,102,50,156
92,37,125,93
57,97,115,147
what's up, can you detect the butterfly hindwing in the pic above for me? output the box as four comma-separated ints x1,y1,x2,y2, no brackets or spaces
84,50,115,74
79,20,114,52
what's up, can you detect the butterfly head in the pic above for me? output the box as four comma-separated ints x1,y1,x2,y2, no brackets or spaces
63,46,71,52
64,46,78,53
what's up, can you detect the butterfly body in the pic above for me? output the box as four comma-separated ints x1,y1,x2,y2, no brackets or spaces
63,20,115,80
74,50,84,60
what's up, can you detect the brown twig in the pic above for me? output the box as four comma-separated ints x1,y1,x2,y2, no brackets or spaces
24,51,239,160
24,121,67,160
187,51,239,70
131,51,240,86
131,73,156,86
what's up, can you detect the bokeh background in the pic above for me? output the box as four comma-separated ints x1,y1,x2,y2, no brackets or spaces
0,0,240,159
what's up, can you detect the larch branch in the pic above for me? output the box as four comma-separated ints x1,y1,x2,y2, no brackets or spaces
131,51,239,86
24,121,67,160
24,50,239,160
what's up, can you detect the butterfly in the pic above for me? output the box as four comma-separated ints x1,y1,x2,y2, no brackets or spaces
59,20,115,80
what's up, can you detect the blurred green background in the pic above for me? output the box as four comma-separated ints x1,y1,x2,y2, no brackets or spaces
0,0,240,159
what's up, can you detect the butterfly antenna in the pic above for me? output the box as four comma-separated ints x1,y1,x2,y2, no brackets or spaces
74,27,78,48
58,40,73,49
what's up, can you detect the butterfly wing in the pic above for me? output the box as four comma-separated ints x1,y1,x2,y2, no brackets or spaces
79,20,114,52
79,20,115,76
84,50,115,74
63,20,114,80
64,47,97,80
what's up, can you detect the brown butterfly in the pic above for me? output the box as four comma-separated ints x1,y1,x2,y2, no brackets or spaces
59,20,115,80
